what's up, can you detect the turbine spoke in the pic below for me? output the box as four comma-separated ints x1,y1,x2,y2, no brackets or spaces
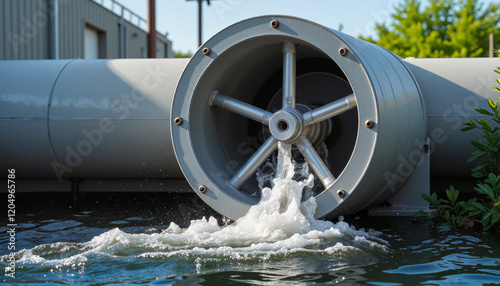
296,138,336,190
282,42,296,109
209,90,273,125
303,93,356,126
229,137,279,189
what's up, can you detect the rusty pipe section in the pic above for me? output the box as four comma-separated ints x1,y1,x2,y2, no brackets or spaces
0,59,188,180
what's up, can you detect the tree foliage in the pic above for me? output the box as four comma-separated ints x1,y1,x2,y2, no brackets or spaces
174,50,193,58
362,0,500,58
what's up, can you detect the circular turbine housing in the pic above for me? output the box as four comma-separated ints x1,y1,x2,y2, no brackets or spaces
171,15,426,220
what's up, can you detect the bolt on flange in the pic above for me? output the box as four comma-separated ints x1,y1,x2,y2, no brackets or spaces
202,47,211,55
174,117,183,125
339,47,348,57
199,185,207,194
337,189,346,198
270,19,279,29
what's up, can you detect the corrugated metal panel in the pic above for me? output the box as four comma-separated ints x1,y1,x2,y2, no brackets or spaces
127,24,147,58
4,0,14,60
5,0,10,59
0,0,50,60
60,0,119,59
59,0,79,58
0,1,5,59
1,0,172,60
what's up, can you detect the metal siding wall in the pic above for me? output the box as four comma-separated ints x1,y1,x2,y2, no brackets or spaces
156,37,165,58
1,0,163,59
0,1,5,59
156,36,173,58
5,0,14,60
17,1,24,59
59,1,77,59
58,0,65,58
127,24,147,58
0,0,50,60
60,0,122,59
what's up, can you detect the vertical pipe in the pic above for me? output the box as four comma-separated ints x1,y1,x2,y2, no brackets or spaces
48,0,59,59
147,0,156,58
490,33,495,58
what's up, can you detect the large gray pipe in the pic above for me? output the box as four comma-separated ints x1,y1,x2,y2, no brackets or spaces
405,58,499,177
0,59,187,180
1,15,499,219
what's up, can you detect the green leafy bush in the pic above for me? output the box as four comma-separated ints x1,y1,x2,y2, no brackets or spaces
415,186,467,227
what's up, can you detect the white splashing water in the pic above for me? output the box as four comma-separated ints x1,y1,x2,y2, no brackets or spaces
2,143,387,274
159,143,386,250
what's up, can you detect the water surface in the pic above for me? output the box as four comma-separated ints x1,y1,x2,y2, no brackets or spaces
2,145,500,285
2,193,500,285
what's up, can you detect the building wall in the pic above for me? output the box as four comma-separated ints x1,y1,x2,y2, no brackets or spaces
0,0,51,60
125,20,149,58
0,0,173,60
59,0,119,59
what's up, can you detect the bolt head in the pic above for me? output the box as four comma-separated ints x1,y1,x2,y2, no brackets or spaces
365,120,375,129
174,117,183,125
202,47,211,55
270,19,279,29
339,47,348,57
337,189,346,198
199,185,207,194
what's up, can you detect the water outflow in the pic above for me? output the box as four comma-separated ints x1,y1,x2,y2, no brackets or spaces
161,142,386,249
2,143,387,277
168,142,348,241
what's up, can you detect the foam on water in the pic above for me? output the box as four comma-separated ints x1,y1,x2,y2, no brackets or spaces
2,143,387,275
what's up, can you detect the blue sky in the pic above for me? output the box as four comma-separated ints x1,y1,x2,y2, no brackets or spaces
115,0,498,54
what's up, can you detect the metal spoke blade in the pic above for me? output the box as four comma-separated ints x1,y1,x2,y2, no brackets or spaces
303,93,356,126
282,42,296,109
296,138,336,190
229,137,278,189
209,90,272,125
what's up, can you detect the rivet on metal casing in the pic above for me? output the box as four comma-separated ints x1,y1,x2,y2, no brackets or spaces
199,185,207,194
270,19,279,29
202,47,211,56
174,117,183,125
337,189,346,198
339,47,348,57
365,120,375,129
